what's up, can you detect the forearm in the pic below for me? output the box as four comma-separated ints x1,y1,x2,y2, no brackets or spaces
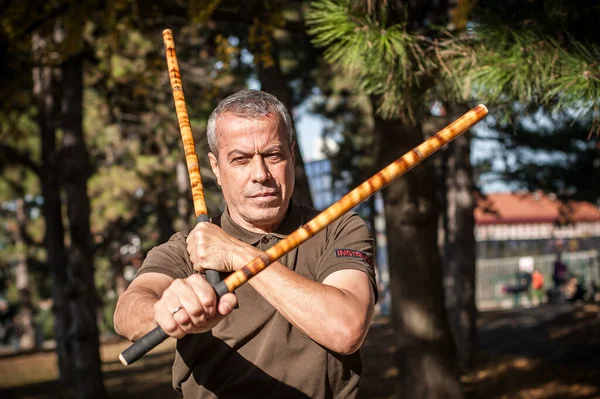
114,286,159,341
248,262,373,354
188,226,375,353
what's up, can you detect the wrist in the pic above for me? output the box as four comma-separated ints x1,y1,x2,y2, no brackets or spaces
233,245,264,271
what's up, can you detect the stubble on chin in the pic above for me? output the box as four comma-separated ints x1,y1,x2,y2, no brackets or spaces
247,203,285,225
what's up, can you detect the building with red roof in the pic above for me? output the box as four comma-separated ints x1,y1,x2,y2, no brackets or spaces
475,192,600,258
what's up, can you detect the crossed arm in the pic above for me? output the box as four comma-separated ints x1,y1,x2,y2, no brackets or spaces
114,223,375,355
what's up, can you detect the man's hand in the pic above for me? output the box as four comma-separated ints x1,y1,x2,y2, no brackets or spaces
186,223,261,273
154,274,237,339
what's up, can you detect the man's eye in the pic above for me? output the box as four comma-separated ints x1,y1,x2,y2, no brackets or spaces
267,153,284,161
231,157,249,165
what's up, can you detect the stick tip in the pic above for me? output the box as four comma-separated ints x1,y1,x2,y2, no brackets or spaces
162,29,172,37
119,353,129,366
477,104,488,114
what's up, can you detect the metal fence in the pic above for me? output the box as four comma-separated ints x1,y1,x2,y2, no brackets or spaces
476,250,600,309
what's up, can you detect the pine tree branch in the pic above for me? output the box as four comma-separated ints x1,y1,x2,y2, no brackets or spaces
307,0,600,131
437,29,600,132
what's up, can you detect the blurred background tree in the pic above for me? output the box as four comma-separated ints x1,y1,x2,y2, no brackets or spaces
0,0,598,398
1,0,319,397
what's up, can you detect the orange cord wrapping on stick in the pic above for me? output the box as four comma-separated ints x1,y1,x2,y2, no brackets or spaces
162,29,208,218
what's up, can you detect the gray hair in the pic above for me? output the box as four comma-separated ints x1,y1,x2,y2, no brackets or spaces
206,89,294,156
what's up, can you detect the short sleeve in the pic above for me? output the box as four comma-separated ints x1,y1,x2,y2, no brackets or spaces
136,232,194,280
315,213,377,301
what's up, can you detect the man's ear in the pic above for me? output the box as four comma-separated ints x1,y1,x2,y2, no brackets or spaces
208,152,221,186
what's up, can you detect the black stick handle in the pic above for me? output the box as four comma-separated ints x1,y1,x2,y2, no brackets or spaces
119,325,169,366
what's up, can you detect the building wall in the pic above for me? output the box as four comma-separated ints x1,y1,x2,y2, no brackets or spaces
476,222,600,259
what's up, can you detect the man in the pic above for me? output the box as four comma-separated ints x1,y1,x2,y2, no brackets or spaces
552,252,568,288
114,89,376,398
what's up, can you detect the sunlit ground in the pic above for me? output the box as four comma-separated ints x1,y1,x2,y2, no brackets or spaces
1,303,599,399
359,303,600,399
0,340,179,399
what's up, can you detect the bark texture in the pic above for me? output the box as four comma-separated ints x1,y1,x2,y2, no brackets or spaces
438,123,478,372
13,198,36,350
33,31,72,384
375,114,462,398
60,51,107,399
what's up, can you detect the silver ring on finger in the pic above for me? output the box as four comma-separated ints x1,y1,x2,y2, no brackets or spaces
171,306,182,315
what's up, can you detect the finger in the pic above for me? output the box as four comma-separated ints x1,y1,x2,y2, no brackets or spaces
187,245,197,266
217,293,238,316
172,308,195,334
186,233,198,262
153,301,185,339
167,279,196,324
176,281,207,327
172,304,191,325
187,274,218,318
186,238,206,273
164,279,196,331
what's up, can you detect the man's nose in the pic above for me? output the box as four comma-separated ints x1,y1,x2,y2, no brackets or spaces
251,156,271,183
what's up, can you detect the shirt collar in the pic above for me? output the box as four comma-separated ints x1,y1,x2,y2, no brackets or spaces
220,200,305,244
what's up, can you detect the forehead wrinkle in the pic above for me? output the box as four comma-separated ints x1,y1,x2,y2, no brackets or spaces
216,116,287,158
216,112,280,132
224,144,286,161
216,113,287,144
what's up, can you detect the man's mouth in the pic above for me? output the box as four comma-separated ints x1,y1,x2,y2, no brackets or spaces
249,191,278,198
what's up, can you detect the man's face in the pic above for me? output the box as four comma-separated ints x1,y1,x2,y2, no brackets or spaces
208,112,295,232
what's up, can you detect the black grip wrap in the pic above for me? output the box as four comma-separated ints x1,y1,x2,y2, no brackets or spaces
214,281,230,298
196,214,210,223
119,280,231,366
205,270,223,287
119,326,168,366
196,214,223,287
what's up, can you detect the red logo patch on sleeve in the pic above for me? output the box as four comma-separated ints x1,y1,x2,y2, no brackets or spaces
334,248,372,266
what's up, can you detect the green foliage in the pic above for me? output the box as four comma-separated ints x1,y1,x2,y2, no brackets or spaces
34,306,55,340
307,0,431,120
89,166,146,232
307,0,600,132
5,283,18,304
439,29,600,132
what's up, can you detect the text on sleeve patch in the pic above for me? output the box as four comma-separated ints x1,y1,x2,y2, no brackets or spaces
334,249,372,266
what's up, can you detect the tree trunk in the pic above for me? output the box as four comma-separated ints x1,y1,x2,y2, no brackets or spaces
439,129,478,372
13,198,36,351
375,115,462,398
32,32,72,384
255,33,313,208
60,51,107,399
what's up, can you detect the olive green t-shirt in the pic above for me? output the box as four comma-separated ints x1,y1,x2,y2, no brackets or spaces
137,202,376,398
